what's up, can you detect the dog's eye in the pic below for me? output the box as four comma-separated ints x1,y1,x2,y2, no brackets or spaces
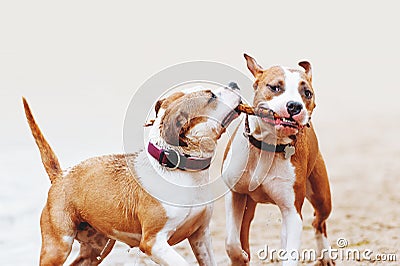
304,89,313,99
267,84,281,93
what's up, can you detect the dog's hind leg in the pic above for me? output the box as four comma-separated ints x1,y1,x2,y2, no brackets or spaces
70,223,116,265
306,153,335,266
240,196,257,262
39,203,76,266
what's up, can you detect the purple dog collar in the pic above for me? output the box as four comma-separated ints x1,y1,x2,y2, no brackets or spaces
147,142,212,171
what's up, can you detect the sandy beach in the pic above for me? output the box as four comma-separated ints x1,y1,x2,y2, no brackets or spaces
74,115,400,266
2,85,399,266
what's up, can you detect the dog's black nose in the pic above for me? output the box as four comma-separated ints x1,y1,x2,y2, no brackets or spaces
286,101,303,116
228,82,240,90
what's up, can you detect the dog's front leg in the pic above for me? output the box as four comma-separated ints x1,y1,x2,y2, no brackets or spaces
188,225,217,266
280,207,302,266
225,191,249,266
141,232,190,266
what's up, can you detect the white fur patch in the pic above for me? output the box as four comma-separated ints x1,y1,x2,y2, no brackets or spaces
267,68,303,110
260,154,296,203
62,235,74,244
265,67,309,125
316,232,331,259
140,84,241,205
150,231,189,265
283,68,303,99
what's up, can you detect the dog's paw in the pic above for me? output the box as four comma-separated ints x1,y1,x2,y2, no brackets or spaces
228,249,249,266
314,258,336,266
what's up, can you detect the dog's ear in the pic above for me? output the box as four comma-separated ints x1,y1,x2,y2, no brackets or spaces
162,110,189,147
244,53,263,77
154,98,165,117
298,61,312,83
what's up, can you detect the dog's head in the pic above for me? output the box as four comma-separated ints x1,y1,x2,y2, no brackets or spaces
156,86,241,157
244,54,316,142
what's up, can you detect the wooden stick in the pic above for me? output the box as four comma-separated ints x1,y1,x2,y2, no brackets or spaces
235,103,255,115
236,103,278,118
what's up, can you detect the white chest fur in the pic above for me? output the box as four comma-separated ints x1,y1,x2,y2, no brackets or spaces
134,150,212,207
258,154,296,207
134,150,212,242
223,118,297,205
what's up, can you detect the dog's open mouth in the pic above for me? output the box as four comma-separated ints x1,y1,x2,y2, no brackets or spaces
257,107,300,129
234,104,303,129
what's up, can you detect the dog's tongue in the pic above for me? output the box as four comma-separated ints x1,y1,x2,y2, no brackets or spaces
261,116,281,125
262,116,300,129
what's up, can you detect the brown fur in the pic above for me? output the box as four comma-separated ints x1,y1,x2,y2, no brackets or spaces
23,97,62,183
24,86,239,265
35,149,168,264
243,53,331,216
225,55,334,265
244,55,316,117
160,90,221,154
23,95,218,265
226,124,333,264
253,67,315,116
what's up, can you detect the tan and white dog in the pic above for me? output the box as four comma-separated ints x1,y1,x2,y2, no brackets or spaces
23,85,242,265
223,54,334,266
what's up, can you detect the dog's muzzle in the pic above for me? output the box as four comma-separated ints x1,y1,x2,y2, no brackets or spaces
256,107,303,129
221,104,242,128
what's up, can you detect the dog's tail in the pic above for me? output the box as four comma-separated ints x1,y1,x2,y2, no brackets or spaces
22,97,62,183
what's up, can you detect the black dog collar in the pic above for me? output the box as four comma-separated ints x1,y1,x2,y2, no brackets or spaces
244,115,296,159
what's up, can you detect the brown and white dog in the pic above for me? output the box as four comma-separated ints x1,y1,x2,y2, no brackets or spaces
23,85,242,265
223,54,334,266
